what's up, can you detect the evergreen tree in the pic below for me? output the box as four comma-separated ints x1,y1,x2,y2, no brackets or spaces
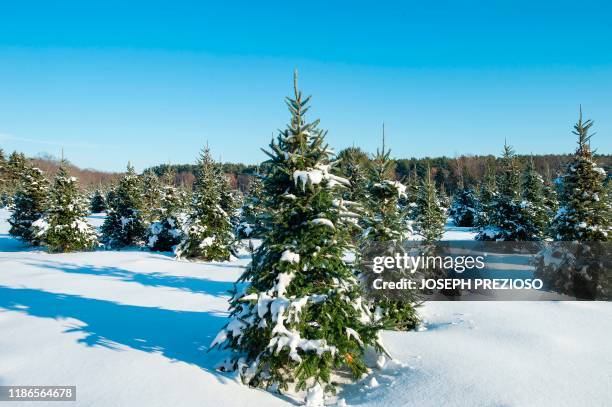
236,174,266,238
4,151,28,205
337,147,369,204
141,171,162,222
404,164,420,218
359,133,418,331
450,187,478,227
175,146,234,261
32,162,98,252
0,148,8,206
413,167,446,243
147,169,186,252
8,166,49,244
101,164,147,248
535,110,611,299
211,74,382,398
438,185,451,211
475,161,497,228
520,156,549,240
476,142,527,241
90,189,107,213
217,167,241,229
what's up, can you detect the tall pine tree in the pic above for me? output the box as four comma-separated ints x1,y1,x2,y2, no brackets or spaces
101,164,147,248
175,146,234,261
520,156,549,240
476,142,527,241
535,110,611,299
413,166,446,243
32,161,98,252
147,168,186,252
8,166,49,244
211,73,382,399
359,130,418,330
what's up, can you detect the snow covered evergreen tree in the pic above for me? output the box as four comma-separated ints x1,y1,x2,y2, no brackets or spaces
535,110,611,299
236,174,266,239
0,149,8,206
217,167,241,229
8,166,49,244
404,164,420,218
174,146,234,261
413,167,446,243
101,164,147,248
337,147,369,204
32,161,98,252
90,188,107,213
147,169,186,252
520,156,549,240
359,135,418,330
450,187,478,227
142,171,163,222
3,151,27,205
476,142,528,241
211,73,383,398
475,161,497,228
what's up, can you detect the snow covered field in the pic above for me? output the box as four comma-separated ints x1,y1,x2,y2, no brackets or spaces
1,208,610,407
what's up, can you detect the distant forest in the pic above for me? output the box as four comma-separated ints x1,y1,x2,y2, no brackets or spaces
11,149,612,196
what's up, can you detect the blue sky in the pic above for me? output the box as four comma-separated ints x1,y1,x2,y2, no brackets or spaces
0,0,611,172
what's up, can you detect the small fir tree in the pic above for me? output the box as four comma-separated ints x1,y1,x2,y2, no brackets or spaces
520,156,549,240
8,166,49,244
211,73,383,398
476,142,527,241
450,187,478,227
141,172,162,222
236,173,266,238
217,167,241,229
359,132,418,330
535,110,611,299
174,146,234,261
32,162,98,252
413,167,446,243
475,161,497,228
147,169,186,252
101,164,147,248
90,189,107,213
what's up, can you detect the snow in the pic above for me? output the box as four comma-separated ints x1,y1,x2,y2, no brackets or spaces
280,249,300,264
1,208,611,406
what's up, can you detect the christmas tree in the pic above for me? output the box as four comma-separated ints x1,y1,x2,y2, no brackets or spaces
8,166,49,244
520,156,549,240
217,166,241,229
359,130,418,330
90,188,107,213
101,164,147,248
535,109,611,299
3,151,28,205
475,161,497,228
32,161,98,253
404,164,420,218
476,142,527,241
413,166,446,243
174,146,234,261
337,146,369,205
450,187,478,227
211,73,383,398
147,168,187,252
0,149,8,206
236,173,267,239
141,171,162,222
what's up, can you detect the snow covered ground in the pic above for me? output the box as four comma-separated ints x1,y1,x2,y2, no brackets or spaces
1,209,610,406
